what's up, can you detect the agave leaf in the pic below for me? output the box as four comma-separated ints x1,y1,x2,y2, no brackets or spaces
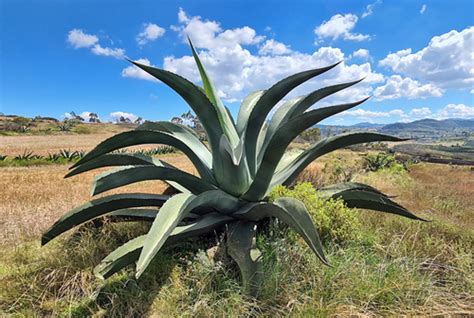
328,189,427,221
70,130,215,184
260,96,305,158
65,153,189,193
260,79,365,158
288,79,364,119
137,193,194,278
108,208,158,221
127,60,224,154
236,90,265,135
317,182,388,198
188,37,239,146
65,153,155,178
244,99,369,201
94,213,234,279
41,193,170,245
271,133,406,189
92,165,217,196
244,61,341,175
213,135,251,196
234,198,329,265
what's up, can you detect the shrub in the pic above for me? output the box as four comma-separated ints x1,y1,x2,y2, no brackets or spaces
269,183,362,243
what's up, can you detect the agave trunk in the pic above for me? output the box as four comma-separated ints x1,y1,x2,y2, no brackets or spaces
226,220,263,297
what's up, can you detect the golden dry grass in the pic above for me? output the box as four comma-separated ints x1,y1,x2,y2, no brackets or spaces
0,154,195,246
0,134,117,156
355,163,474,228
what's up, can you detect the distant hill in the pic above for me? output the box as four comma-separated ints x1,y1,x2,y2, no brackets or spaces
381,119,474,132
315,118,474,140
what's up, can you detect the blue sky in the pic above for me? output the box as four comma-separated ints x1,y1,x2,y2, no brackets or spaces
1,0,473,125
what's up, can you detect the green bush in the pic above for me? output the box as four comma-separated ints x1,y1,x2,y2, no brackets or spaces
269,183,362,243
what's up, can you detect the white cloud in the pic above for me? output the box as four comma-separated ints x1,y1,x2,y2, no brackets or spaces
67,28,125,59
155,9,383,103
379,26,474,89
91,44,125,59
258,39,292,55
437,104,474,119
64,111,100,122
314,14,370,42
67,29,98,48
338,108,406,119
373,75,443,100
410,107,432,117
352,48,370,60
362,0,382,18
121,58,157,81
420,4,427,14
136,23,165,45
110,111,139,123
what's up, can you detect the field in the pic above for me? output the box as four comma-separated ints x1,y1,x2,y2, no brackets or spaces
1,134,473,317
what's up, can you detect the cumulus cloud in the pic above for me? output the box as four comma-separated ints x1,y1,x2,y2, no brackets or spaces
64,111,100,122
420,4,427,14
121,58,157,81
373,75,443,100
67,29,98,48
110,111,139,123
258,39,292,55
91,44,125,58
147,9,383,103
136,23,165,45
314,14,370,42
379,26,474,89
410,107,432,117
362,0,382,18
337,108,407,119
437,104,474,119
67,28,125,59
351,48,370,60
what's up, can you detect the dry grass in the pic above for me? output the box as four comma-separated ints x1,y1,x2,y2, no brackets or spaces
355,163,474,228
0,134,116,156
0,154,195,246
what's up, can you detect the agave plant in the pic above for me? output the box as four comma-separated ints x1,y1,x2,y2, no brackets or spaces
42,40,425,296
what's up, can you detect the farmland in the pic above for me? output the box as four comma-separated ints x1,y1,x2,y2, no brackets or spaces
1,132,472,316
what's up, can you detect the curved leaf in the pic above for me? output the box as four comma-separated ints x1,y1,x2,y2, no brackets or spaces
188,37,239,146
317,182,388,198
41,193,170,245
108,208,158,221
136,188,246,277
70,130,215,183
65,153,155,178
329,189,427,221
94,213,234,279
244,99,369,201
92,165,217,196
271,133,406,189
127,60,224,155
234,198,329,265
244,61,341,175
236,90,265,135
213,134,251,196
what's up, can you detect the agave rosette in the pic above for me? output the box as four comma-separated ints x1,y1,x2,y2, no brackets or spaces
42,39,425,295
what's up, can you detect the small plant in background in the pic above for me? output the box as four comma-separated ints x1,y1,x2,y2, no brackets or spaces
57,121,73,132
364,152,398,172
42,39,426,296
14,150,35,161
0,154,8,161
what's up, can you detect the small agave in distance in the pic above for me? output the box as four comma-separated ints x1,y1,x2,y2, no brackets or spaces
42,39,426,296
